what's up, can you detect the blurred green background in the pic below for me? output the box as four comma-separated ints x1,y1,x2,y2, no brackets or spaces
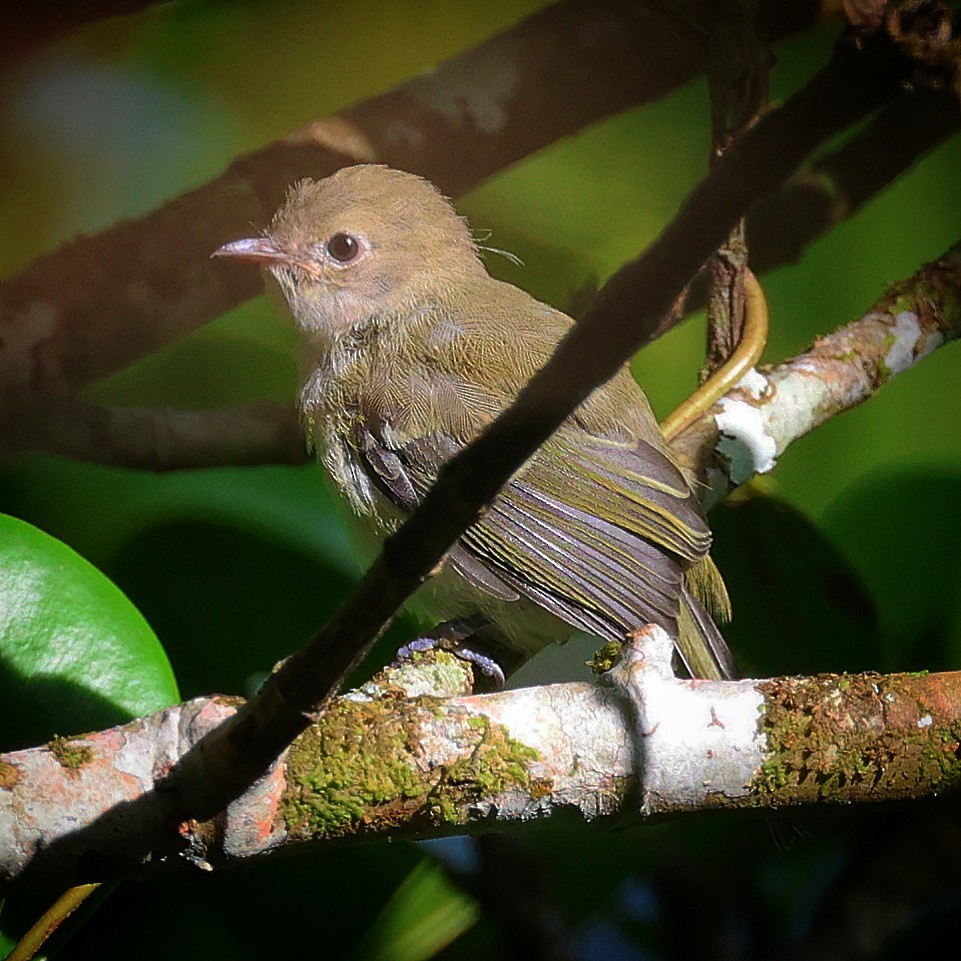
2,2,960,959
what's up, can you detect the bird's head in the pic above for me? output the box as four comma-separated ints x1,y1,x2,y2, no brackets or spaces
213,165,484,338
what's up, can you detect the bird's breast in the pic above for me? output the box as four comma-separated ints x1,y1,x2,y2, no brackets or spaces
298,348,390,526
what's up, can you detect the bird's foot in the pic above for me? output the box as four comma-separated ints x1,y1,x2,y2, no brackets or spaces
394,616,506,688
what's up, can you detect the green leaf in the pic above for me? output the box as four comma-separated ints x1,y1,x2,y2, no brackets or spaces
0,513,178,752
350,860,479,961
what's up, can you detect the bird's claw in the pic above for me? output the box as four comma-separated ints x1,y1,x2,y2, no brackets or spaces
393,620,506,688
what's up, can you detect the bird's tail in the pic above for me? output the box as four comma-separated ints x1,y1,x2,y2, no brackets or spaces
675,557,736,680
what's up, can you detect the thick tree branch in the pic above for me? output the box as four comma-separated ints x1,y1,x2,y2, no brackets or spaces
2,627,959,894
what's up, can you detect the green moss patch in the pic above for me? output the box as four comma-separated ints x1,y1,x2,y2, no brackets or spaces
282,696,540,839
756,673,961,806
47,735,94,770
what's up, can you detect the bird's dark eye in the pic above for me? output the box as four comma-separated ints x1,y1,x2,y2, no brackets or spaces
326,232,360,264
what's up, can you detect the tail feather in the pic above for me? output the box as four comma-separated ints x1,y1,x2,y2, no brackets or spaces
675,580,737,680
685,555,731,623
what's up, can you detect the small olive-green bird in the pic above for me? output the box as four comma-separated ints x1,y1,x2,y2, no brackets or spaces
214,164,733,682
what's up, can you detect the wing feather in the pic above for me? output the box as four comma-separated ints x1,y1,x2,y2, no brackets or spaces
463,482,684,640
355,416,712,644
538,434,711,561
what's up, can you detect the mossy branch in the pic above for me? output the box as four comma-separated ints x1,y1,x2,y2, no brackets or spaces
2,635,960,894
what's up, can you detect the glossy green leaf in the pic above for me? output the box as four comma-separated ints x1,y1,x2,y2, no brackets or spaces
0,513,178,752
351,859,479,961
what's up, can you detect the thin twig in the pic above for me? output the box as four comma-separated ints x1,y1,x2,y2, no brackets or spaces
703,0,771,375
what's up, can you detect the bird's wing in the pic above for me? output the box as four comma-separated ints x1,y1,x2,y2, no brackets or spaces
354,418,711,642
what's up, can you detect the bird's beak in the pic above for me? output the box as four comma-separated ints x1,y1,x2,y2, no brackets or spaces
212,236,291,265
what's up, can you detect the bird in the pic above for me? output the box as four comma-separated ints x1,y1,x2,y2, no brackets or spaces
213,164,734,683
